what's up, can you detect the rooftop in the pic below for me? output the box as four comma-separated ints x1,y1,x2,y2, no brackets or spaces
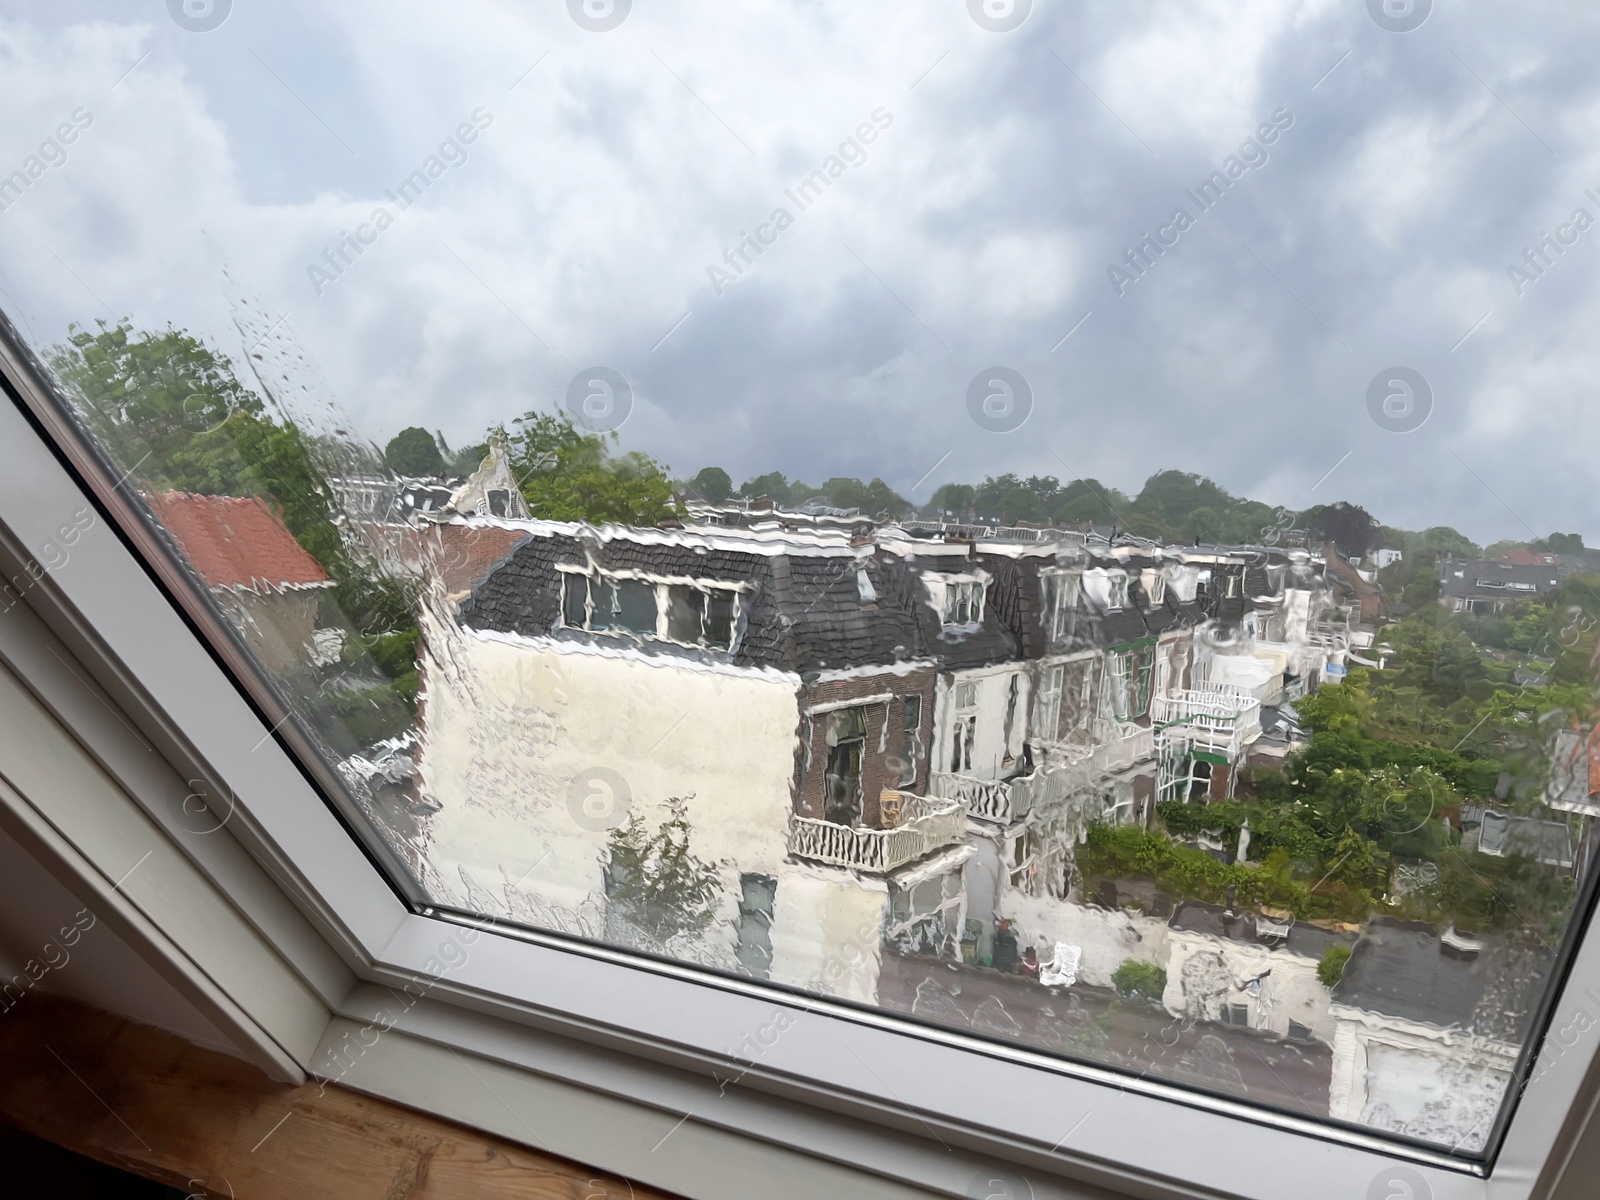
1168,900,1354,960
1331,918,1550,1042
144,492,331,593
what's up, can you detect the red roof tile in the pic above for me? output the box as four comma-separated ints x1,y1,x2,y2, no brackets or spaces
145,492,332,592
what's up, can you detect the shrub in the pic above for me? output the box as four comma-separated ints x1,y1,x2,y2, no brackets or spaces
1318,944,1352,988
1112,959,1168,1003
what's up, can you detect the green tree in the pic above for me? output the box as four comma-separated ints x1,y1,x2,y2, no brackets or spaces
1295,669,1375,738
48,320,421,747
504,410,678,526
930,482,975,515
689,466,734,503
819,476,909,516
1317,945,1351,988
604,798,724,945
739,471,791,503
1119,511,1179,541
47,320,351,588
1309,501,1379,560
384,427,445,476
1111,959,1168,1003
1383,612,1492,707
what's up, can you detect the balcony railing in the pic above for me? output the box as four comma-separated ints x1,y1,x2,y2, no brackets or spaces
1151,686,1262,756
789,793,966,873
934,729,1164,829
929,771,1024,825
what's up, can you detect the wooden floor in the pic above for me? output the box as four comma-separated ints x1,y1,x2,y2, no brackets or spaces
0,994,671,1199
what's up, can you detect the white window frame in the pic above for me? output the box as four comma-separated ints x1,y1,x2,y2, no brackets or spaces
3,326,1599,1200
942,577,985,627
1035,664,1065,745
949,680,978,774
557,565,743,651
1041,568,1081,641
1107,572,1130,609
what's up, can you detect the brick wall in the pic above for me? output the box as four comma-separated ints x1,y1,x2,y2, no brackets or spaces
792,667,936,823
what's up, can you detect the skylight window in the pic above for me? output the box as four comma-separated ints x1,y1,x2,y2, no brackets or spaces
4,3,1599,1189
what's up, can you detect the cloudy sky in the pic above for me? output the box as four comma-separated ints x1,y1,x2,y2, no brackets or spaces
1,0,1597,543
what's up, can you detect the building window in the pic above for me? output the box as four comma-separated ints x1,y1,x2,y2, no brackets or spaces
1001,674,1020,758
949,681,977,774
942,579,984,626
1035,665,1064,744
823,707,867,826
1107,573,1130,609
886,868,965,957
1008,828,1038,892
900,695,922,787
560,571,740,650
1108,644,1155,721
734,874,777,980
1041,569,1081,640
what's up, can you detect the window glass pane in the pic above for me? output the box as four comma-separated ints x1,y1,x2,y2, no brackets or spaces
664,584,703,643
612,578,657,636
705,589,736,648
7,1,1599,1161
562,575,588,630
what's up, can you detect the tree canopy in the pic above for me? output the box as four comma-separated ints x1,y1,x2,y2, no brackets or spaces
384,426,445,476
1308,501,1379,560
504,410,678,526
688,466,733,502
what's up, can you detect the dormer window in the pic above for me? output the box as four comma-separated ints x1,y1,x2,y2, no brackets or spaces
1041,569,1082,639
943,579,984,626
1107,573,1129,609
560,568,741,650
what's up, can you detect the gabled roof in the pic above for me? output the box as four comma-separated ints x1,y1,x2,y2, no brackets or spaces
145,492,332,593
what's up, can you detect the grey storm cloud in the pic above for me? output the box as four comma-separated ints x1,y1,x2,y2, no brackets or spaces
2,0,1599,542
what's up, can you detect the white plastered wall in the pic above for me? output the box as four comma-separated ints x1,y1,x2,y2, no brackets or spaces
417,622,890,995
1163,931,1334,1041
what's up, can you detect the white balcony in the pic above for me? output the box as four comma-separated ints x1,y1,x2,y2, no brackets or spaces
929,771,1024,825
789,793,966,874
1151,685,1262,758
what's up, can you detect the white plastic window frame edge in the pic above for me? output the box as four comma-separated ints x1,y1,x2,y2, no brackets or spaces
3,331,1599,1200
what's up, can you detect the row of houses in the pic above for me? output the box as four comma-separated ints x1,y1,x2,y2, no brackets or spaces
409,496,1360,1002
136,472,1590,1135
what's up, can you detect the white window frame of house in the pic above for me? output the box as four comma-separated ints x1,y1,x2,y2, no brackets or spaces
1145,570,1167,607
948,680,979,774
1041,568,1082,641
884,861,966,956
4,329,1600,1200
1007,828,1038,894
1107,642,1157,722
1106,571,1130,610
941,576,985,627
556,565,743,652
1035,665,1065,745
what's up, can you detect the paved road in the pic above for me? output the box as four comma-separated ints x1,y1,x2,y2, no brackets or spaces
878,949,1333,1119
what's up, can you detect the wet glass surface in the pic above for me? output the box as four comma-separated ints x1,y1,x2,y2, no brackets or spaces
4,0,1599,1159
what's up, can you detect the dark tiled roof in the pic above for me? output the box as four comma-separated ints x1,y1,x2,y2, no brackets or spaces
458,529,1022,674
1438,558,1565,599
